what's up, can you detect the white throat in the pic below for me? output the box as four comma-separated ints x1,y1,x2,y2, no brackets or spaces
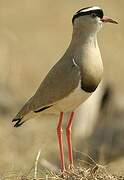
70,23,98,49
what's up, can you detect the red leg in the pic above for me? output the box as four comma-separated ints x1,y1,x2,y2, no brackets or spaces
57,112,65,172
66,111,75,168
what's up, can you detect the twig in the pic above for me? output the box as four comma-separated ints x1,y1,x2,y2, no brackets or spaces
34,149,41,180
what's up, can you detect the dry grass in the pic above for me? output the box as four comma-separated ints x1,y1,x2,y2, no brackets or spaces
1,165,124,180
1,151,123,180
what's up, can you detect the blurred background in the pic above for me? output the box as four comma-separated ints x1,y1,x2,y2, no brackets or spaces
0,0,124,176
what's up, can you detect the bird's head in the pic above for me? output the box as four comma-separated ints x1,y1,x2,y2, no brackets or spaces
72,6,118,33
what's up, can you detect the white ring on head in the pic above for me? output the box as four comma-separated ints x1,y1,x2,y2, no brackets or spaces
79,6,101,13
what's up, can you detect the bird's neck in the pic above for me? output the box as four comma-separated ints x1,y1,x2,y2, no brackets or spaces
70,25,98,49
67,25,103,93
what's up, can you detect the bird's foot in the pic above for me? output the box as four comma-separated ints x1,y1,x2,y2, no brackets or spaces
67,163,74,171
59,169,67,179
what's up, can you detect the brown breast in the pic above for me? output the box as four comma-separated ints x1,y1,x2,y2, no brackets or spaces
78,46,103,93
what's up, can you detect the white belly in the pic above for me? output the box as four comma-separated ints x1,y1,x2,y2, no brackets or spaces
23,83,92,121
44,82,91,114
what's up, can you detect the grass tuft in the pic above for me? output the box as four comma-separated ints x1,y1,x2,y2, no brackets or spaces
1,164,124,180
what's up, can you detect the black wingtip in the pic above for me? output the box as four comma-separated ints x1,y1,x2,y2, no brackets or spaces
12,117,24,128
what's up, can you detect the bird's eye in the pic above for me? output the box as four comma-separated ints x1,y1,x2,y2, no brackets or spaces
90,13,97,18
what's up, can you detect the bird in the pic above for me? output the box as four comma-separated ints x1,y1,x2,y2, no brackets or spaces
12,6,118,172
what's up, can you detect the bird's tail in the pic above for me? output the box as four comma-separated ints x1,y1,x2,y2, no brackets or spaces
12,97,33,127
12,116,25,127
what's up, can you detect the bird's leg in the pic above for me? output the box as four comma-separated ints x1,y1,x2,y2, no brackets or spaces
57,112,65,172
66,111,75,169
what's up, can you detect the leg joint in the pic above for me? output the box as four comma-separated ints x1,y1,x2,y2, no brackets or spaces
66,126,71,134
57,127,63,134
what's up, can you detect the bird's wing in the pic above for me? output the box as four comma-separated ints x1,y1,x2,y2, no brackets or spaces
12,58,81,127
30,58,81,111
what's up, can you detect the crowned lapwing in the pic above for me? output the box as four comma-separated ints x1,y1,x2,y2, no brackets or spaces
12,6,118,172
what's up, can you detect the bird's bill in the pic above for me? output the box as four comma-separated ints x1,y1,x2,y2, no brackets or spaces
101,16,118,24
